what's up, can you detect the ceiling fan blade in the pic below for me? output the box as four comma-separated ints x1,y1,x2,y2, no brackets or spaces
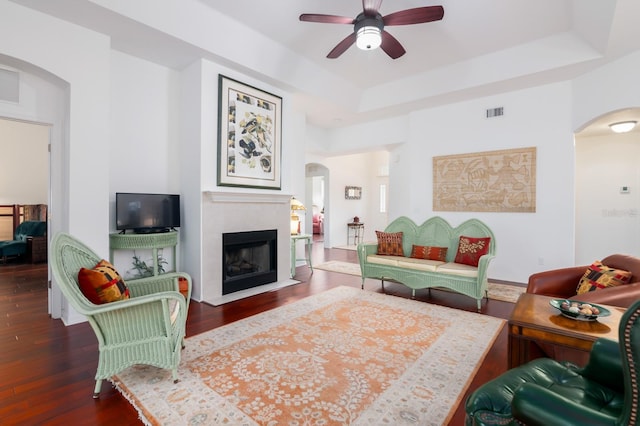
380,30,406,59
363,0,383,16
299,14,354,25
327,33,357,59
383,6,444,26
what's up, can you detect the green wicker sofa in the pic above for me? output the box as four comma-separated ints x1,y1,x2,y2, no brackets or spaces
357,216,496,310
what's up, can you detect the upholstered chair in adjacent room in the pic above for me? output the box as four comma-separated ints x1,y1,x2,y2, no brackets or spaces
50,232,192,398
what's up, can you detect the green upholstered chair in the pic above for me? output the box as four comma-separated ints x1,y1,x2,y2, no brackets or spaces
50,232,192,398
465,299,640,426
0,220,47,262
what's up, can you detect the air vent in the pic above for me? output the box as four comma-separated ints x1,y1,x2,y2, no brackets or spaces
0,68,19,103
486,107,504,118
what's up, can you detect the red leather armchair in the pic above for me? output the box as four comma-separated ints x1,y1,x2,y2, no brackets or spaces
312,214,323,234
527,254,640,308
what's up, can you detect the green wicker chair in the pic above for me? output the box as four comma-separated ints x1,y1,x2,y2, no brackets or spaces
50,232,192,398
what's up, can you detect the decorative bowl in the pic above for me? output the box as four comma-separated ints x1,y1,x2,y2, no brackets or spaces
549,299,611,322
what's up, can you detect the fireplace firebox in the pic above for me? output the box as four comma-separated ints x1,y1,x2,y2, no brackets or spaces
222,230,277,295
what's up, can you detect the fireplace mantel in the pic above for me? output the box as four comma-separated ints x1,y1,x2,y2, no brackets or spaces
204,191,291,205
201,191,295,305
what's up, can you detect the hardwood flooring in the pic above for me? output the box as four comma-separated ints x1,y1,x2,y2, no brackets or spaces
0,241,516,425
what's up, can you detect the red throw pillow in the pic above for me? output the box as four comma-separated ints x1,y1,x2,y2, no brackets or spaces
375,231,404,256
454,236,491,267
78,259,130,304
410,245,448,261
576,260,632,295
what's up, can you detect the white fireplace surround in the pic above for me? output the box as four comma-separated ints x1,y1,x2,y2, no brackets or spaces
202,191,296,305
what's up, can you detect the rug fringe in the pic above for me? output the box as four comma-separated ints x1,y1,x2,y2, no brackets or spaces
110,377,154,426
442,319,505,425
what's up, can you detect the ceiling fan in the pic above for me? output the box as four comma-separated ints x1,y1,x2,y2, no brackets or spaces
299,0,444,59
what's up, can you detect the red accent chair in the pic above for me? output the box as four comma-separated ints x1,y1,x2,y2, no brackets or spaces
526,254,640,308
312,214,323,234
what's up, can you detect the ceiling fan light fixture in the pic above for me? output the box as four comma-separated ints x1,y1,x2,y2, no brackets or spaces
356,26,381,50
609,121,637,133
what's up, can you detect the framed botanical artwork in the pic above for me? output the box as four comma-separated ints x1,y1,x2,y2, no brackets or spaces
217,75,282,189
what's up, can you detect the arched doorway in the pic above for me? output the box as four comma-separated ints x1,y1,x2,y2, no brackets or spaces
0,57,69,319
305,163,330,248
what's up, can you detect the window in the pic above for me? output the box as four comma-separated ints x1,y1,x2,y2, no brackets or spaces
379,184,387,213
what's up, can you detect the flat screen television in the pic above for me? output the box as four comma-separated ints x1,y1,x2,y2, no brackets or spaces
116,192,180,233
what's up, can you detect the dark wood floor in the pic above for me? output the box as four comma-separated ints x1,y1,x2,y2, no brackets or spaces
0,239,516,425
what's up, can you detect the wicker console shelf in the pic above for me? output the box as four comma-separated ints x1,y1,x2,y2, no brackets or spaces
109,231,178,276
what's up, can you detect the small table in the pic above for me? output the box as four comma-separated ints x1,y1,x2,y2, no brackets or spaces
508,293,624,368
347,222,364,246
109,231,178,276
290,234,313,278
26,236,47,263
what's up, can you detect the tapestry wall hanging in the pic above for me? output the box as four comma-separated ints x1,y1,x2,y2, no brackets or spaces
433,147,536,212
217,75,282,190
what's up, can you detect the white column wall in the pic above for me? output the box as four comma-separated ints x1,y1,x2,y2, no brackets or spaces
0,2,111,325
179,59,299,301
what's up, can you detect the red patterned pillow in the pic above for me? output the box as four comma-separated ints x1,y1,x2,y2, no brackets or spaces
454,236,491,267
410,245,448,261
576,260,632,295
375,231,404,256
78,259,130,304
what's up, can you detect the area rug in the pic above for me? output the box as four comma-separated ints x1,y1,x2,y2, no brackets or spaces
314,260,525,303
112,286,505,426
334,244,358,251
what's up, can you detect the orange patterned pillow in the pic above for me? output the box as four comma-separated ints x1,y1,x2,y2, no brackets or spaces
78,259,130,304
454,236,491,267
410,245,448,261
375,231,404,256
576,260,632,295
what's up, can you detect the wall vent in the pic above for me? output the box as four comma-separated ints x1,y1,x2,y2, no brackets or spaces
486,107,504,118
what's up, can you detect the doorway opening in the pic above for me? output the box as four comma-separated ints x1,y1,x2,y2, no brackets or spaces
305,163,330,248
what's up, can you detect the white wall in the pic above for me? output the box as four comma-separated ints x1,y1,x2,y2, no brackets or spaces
108,50,182,274
318,82,576,284
109,51,181,198
0,1,111,325
571,50,640,264
575,132,640,263
0,118,48,204
402,82,575,283
572,50,640,132
316,50,640,283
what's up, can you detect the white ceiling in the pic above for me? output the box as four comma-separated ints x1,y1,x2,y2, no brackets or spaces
207,0,573,89
10,0,640,135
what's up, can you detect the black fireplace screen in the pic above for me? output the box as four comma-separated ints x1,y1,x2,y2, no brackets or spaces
222,230,277,295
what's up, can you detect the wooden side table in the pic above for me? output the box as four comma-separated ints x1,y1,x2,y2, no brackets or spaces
26,236,47,263
347,222,364,246
290,234,313,278
508,293,624,368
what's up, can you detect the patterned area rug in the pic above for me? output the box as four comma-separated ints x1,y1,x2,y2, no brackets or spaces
112,286,505,425
315,260,525,303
